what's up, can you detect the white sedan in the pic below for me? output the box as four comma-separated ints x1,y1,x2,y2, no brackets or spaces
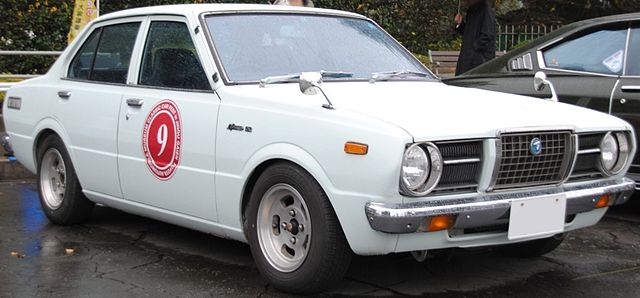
2,4,636,294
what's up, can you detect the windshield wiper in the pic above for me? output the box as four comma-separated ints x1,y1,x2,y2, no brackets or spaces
369,70,432,83
259,70,354,87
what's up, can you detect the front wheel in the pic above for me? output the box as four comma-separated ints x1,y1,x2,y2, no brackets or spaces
244,162,352,294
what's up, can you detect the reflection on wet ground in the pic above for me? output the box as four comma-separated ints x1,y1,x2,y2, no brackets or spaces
1,181,639,297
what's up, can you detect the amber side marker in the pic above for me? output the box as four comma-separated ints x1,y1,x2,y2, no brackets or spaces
595,195,611,209
428,215,456,232
344,142,368,155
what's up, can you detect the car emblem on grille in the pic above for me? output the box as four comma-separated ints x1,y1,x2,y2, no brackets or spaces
530,137,543,156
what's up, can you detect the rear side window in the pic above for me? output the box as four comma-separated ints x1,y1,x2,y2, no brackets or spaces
68,29,101,80
139,21,210,90
543,28,628,75
68,22,140,84
626,27,640,76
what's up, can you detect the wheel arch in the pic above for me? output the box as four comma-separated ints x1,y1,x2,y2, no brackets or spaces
32,118,75,171
237,143,338,232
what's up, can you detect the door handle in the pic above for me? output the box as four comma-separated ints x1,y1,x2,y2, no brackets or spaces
126,98,144,107
621,85,640,93
57,91,71,99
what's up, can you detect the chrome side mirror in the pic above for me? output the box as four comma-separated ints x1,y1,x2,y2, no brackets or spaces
534,71,558,102
299,72,335,109
299,72,322,95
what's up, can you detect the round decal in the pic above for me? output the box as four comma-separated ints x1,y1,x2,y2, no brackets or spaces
142,100,182,180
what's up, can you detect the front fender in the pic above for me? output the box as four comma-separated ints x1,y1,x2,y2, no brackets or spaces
216,142,399,254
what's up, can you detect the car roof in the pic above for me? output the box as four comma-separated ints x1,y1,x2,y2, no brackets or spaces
98,3,365,21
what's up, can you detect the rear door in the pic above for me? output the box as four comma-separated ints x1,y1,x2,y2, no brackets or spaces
117,16,220,220
611,26,640,174
539,25,629,113
57,18,143,198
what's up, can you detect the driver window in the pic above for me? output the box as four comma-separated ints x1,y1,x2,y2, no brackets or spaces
626,27,640,76
543,27,628,75
139,21,210,90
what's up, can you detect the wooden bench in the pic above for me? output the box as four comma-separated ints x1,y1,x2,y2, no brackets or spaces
428,50,506,76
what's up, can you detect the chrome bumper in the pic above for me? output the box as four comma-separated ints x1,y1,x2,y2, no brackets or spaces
626,172,640,190
365,178,635,234
1,133,13,155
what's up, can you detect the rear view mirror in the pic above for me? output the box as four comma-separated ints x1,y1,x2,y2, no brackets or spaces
299,72,322,95
534,71,558,102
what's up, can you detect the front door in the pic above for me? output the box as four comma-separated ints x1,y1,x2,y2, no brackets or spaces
539,25,630,113
117,18,219,220
611,26,640,175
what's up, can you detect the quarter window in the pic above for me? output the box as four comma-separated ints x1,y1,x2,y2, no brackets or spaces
68,22,140,84
626,27,640,76
543,28,628,75
68,29,101,80
139,21,210,90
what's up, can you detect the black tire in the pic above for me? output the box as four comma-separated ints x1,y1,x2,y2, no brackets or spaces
497,233,566,258
36,134,94,224
244,162,352,294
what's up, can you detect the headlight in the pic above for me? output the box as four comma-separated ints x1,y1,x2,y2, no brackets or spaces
400,143,443,196
599,132,630,176
401,144,429,190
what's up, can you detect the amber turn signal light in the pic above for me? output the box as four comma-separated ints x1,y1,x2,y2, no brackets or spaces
427,215,456,232
344,142,368,155
595,195,611,209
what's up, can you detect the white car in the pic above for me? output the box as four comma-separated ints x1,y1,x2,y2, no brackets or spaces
2,4,637,294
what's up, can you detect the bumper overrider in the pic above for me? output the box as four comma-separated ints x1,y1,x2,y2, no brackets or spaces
365,178,635,234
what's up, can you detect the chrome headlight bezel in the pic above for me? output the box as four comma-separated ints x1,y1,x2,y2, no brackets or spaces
400,143,443,197
599,131,631,176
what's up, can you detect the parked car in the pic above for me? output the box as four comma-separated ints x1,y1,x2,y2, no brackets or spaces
2,4,637,294
444,13,640,188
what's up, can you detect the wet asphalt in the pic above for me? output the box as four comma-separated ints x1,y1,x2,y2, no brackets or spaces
1,180,639,297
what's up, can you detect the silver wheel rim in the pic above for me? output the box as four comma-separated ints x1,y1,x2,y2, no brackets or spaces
40,148,67,210
257,183,312,273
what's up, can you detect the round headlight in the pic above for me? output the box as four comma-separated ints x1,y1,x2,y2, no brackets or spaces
400,143,443,196
600,133,619,172
401,144,429,190
599,132,631,176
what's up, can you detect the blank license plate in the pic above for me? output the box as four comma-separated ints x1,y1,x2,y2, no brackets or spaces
508,194,567,240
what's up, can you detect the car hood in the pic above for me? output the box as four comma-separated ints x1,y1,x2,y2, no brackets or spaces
321,81,629,141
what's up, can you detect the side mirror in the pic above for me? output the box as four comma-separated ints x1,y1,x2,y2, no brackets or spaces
533,71,558,102
299,72,322,95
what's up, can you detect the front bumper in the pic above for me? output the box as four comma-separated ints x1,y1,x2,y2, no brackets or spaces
365,178,635,234
626,172,640,190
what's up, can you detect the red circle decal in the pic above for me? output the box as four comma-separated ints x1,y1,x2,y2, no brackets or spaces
142,100,182,180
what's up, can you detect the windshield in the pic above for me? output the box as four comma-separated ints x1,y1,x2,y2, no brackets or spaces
204,13,433,83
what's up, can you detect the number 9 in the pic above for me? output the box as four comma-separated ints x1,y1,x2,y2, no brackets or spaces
157,124,168,156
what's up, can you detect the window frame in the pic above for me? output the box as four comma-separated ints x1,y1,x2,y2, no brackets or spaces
64,16,146,86
134,17,213,92
198,10,434,86
536,23,631,78
622,26,640,78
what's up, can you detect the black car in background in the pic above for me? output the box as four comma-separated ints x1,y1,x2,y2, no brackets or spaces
444,13,640,189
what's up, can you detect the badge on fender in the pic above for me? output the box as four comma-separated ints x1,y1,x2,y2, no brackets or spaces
142,100,182,180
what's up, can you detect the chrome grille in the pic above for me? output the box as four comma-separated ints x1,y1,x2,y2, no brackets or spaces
432,140,482,194
493,131,573,189
569,133,604,181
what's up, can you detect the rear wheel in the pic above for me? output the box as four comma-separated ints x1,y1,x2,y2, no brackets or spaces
244,162,352,294
497,233,566,258
37,134,94,224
